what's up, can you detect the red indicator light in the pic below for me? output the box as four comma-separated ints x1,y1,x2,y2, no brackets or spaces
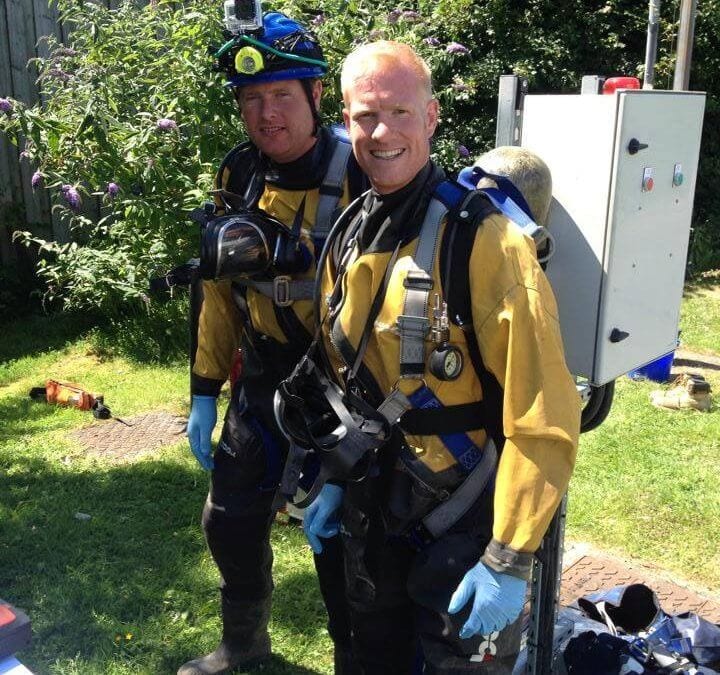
603,77,641,94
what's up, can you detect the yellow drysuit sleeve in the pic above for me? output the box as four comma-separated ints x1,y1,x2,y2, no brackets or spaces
470,213,580,576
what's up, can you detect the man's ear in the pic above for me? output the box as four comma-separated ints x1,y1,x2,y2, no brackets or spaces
427,98,439,137
312,79,323,111
343,107,351,131
232,87,243,109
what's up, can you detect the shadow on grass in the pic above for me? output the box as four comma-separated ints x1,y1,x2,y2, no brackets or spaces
683,272,720,299
0,396,80,443
273,570,329,638
0,453,327,674
1,301,190,370
0,311,98,364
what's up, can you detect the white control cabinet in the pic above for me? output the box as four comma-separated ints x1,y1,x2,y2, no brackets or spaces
521,90,705,385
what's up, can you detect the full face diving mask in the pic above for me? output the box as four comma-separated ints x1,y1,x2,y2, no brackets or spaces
198,208,313,281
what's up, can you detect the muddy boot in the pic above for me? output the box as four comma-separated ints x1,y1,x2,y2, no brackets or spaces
650,372,712,412
177,596,271,675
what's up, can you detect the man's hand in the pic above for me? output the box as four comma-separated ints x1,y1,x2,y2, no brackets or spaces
303,484,344,554
187,395,217,471
448,560,527,639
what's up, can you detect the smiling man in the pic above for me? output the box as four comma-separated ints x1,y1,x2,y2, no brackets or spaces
294,41,581,672
341,51,438,194
180,12,365,675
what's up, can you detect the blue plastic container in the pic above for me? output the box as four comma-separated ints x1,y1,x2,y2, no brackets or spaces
627,351,675,382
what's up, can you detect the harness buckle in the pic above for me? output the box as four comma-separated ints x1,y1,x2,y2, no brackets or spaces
396,314,430,338
273,275,293,307
403,270,434,291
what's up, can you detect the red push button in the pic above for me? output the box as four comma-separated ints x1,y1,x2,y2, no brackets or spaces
642,168,655,192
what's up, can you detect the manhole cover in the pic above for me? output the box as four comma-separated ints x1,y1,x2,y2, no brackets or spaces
561,551,720,622
70,411,187,461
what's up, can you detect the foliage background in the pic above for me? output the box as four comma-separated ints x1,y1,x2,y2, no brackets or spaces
1,0,719,319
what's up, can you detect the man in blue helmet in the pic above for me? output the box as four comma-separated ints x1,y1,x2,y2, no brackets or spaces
179,11,365,675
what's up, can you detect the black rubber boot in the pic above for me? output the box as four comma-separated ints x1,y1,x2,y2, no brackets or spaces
335,645,362,675
177,596,271,675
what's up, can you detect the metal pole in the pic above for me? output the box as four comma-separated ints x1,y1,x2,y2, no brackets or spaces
643,0,662,89
673,0,698,90
526,495,567,674
495,75,528,148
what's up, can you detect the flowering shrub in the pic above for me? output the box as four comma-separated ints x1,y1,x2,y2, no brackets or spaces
0,0,237,314
1,0,719,318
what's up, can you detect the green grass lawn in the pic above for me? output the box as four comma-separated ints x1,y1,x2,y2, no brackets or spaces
0,313,332,674
568,276,720,588
1,281,719,674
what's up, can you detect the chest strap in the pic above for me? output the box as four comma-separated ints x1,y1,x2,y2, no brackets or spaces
236,138,352,307
233,277,316,307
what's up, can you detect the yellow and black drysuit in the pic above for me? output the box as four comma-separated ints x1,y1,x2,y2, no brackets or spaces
304,161,580,673
191,126,365,673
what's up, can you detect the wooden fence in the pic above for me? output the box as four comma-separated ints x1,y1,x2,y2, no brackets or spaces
0,0,122,270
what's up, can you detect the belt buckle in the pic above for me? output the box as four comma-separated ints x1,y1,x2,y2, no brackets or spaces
273,275,293,307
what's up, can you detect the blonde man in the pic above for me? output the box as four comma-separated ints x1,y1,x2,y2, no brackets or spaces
297,41,580,673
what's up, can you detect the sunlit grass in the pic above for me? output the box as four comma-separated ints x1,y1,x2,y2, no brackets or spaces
2,283,719,673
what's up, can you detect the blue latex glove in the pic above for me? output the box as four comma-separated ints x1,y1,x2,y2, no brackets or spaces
448,561,528,639
187,395,217,471
303,484,344,554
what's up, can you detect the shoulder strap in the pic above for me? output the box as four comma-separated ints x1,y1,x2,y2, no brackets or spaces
457,166,554,263
314,131,353,249
397,196,447,379
439,189,506,450
458,166,535,220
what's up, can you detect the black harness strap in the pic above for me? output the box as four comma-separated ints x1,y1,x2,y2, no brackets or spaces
400,401,490,436
421,438,497,541
440,193,506,451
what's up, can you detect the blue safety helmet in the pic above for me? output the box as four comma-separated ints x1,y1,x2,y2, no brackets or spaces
215,12,327,88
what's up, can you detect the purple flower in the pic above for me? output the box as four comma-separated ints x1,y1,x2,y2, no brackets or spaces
311,13,325,25
54,47,77,57
387,9,402,24
458,144,470,158
0,97,12,114
106,182,120,197
20,150,31,160
424,37,441,47
452,81,470,92
46,67,70,82
61,184,81,210
31,170,42,189
401,10,421,21
446,42,470,55
156,118,177,131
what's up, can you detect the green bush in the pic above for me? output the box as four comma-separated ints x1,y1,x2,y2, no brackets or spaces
1,0,719,320
0,0,237,315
